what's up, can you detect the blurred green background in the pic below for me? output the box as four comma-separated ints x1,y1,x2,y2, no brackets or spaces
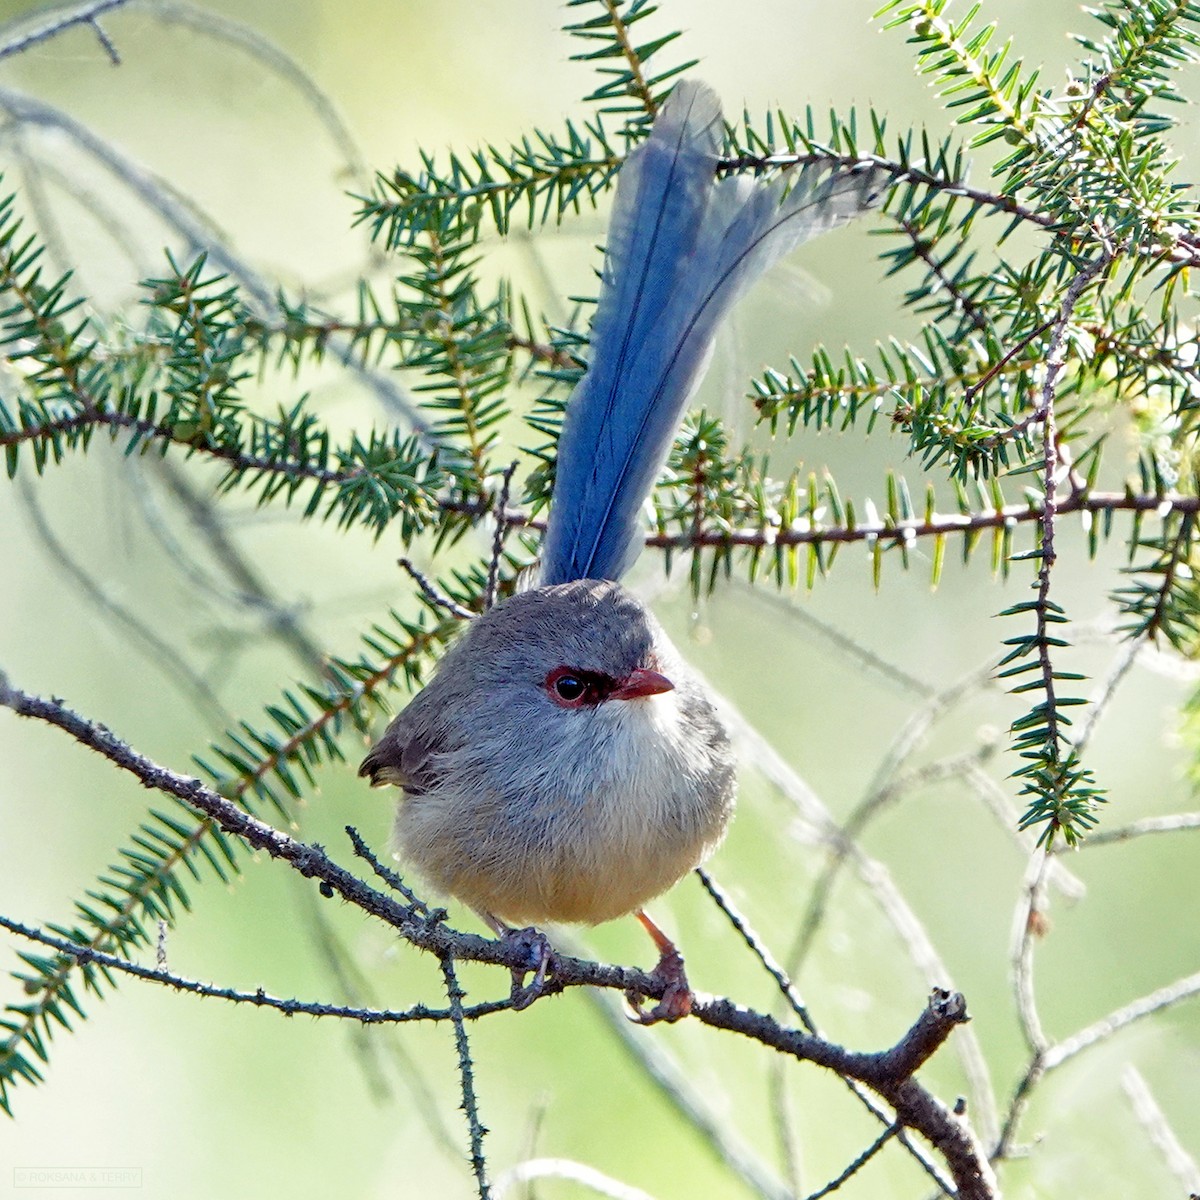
0,1,1198,1197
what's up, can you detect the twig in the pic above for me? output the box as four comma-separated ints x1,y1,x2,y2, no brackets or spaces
486,461,519,611
803,1124,901,1200
288,872,465,1156
10,405,1200,554
994,849,1053,1158
149,458,328,676
17,478,231,729
1059,811,1200,850
346,825,435,915
734,583,937,700
0,914,509,1023
1027,255,1112,776
577,985,793,1200
699,869,955,1196
87,16,120,63
0,0,132,61
399,558,476,621
1077,630,1149,752
720,696,994,1180
0,84,425,434
1042,969,1200,1074
1122,1067,1200,1193
440,953,492,1200
895,215,991,335
696,868,813,1028
493,1159,656,1200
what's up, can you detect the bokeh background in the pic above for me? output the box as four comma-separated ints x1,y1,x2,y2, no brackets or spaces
1,1,1198,1197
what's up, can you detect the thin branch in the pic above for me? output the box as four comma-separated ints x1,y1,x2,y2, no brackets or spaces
577,984,794,1200
594,0,659,116
1059,811,1200,850
1042,969,1200,1074
696,868,813,1028
719,151,1055,236
17,477,231,729
148,458,328,675
698,869,955,1196
1030,256,1112,764
398,558,476,621
1076,629,1148,752
994,849,1052,1160
493,1159,657,1200
440,953,492,1200
505,333,582,370
1122,1067,1200,1194
485,461,519,611
0,915,510,1023
9,402,1200,553
0,84,425,433
803,1124,901,1200
0,674,998,1200
0,0,132,61
895,215,991,335
716,701,982,1193
346,825,436,915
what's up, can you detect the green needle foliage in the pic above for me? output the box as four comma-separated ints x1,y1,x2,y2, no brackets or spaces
5,0,1200,1117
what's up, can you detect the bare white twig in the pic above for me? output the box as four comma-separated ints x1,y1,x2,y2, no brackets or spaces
1056,811,1200,851
1122,1066,1200,1193
493,1159,659,1200
1010,849,1052,1058
1044,970,1200,1073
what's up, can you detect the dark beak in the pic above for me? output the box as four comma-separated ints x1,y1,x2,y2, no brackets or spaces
610,668,675,701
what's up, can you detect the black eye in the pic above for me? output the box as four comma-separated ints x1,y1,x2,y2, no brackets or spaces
554,674,586,702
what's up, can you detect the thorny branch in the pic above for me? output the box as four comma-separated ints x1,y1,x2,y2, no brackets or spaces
0,671,997,1200
11,400,1200,553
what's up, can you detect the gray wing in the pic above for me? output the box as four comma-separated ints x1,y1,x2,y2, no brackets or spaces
359,682,461,795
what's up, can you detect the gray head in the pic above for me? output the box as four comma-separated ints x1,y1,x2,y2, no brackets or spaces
453,579,677,708
359,579,685,791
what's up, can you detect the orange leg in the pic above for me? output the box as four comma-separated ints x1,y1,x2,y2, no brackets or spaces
628,909,693,1024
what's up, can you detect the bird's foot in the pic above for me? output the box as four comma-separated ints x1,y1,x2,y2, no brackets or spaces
626,910,694,1024
497,925,554,1011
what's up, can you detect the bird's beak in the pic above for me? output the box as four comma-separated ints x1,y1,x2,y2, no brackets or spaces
611,668,675,701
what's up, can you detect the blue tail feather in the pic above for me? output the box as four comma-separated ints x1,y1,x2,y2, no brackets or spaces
541,80,889,585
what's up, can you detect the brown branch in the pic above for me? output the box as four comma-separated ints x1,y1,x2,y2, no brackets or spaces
0,673,997,1200
505,333,582,371
9,403,1200,557
0,408,345,483
0,915,510,1024
719,150,1056,236
896,216,991,334
595,0,659,116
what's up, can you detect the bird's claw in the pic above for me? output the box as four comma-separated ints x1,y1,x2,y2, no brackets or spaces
625,943,694,1025
501,926,554,1010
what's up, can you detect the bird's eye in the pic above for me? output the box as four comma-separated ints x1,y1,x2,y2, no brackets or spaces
553,674,586,702
545,667,597,708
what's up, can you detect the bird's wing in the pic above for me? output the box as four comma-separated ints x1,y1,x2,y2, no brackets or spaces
358,691,453,795
540,79,890,585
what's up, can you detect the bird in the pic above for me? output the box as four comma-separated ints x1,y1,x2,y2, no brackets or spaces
360,79,887,1021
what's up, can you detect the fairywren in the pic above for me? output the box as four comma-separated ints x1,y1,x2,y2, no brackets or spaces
361,80,887,1019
